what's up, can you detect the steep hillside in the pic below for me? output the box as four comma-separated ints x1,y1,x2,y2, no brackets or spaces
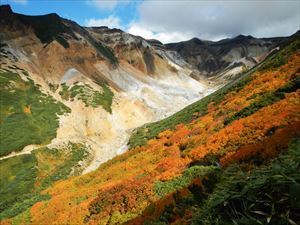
128,31,299,148
1,30,299,225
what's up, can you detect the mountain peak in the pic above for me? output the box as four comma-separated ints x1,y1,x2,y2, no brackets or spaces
234,34,255,39
45,12,60,18
147,39,163,45
0,4,13,13
190,37,205,45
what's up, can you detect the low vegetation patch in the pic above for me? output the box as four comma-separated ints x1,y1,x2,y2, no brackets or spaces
0,70,70,157
154,166,217,197
0,143,89,220
192,138,300,225
224,75,300,125
59,82,113,113
141,138,300,225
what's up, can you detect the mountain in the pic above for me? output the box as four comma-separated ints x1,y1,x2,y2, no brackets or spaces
1,28,299,225
0,4,286,171
0,4,213,173
166,35,285,81
1,4,299,225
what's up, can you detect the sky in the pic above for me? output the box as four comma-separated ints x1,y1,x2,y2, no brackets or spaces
1,0,299,43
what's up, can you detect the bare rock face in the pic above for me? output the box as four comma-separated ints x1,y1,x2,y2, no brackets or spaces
0,4,289,171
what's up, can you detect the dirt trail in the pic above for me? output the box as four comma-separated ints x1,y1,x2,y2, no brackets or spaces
0,144,42,161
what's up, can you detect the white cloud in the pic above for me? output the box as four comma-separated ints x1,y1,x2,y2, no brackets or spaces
127,22,191,43
133,1,299,42
84,1,299,43
85,16,121,28
10,0,27,5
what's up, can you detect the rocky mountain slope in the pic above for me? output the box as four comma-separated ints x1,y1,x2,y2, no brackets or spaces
0,4,212,173
166,35,284,81
1,25,299,224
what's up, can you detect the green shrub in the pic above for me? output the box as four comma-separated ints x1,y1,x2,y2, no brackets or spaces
0,143,89,220
48,82,59,92
0,154,37,216
59,83,113,113
0,71,70,156
192,139,300,225
154,166,217,197
58,82,70,100
224,76,300,125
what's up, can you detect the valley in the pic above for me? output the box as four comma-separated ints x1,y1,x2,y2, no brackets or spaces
0,3,299,225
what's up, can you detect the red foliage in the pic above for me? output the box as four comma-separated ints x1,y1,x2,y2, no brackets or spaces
220,122,300,167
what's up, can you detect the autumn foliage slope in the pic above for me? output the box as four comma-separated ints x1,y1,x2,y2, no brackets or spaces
2,36,300,225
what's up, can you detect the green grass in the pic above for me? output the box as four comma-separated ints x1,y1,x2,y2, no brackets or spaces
0,154,37,216
11,208,31,225
59,83,114,113
154,166,217,198
91,85,113,113
36,143,90,190
0,143,89,220
192,138,300,225
0,153,49,220
0,71,70,157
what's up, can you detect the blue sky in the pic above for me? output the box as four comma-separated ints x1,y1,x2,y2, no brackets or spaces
1,0,141,27
1,0,299,43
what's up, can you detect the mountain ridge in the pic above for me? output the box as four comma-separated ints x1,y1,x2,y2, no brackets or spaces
166,33,288,80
